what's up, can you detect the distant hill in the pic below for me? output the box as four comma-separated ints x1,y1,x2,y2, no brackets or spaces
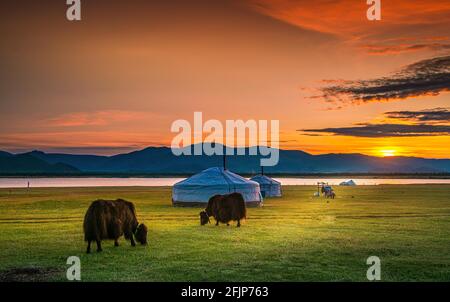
0,153,80,174
28,150,109,171
1,145,449,175
0,151,12,158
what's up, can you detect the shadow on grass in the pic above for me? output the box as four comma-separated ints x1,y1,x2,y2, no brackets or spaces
0,266,62,282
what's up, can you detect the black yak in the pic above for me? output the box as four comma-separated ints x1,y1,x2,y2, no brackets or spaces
83,199,147,253
200,193,246,227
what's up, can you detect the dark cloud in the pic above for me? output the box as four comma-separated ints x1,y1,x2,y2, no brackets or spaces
300,124,450,137
385,107,450,123
318,56,450,104
362,43,450,55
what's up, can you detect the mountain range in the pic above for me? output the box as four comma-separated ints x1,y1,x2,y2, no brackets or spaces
1,145,450,175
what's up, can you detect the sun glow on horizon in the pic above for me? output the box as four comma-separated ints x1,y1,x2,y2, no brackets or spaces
377,148,400,157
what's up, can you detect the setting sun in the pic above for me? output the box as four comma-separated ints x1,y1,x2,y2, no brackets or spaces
378,149,397,157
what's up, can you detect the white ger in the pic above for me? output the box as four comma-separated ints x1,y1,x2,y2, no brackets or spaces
250,174,282,198
172,167,263,207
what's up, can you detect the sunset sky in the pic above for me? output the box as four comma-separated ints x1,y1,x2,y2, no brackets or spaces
0,0,449,158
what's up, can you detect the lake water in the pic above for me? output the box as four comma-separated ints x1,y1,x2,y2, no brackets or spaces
0,177,449,188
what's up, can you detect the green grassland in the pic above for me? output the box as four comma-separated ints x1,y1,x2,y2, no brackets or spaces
0,185,449,281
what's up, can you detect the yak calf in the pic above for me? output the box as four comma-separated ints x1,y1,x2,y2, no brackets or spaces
83,199,147,253
200,193,246,227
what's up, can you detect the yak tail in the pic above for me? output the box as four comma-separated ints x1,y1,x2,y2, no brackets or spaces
83,200,108,241
228,193,247,220
237,196,247,219
239,199,247,219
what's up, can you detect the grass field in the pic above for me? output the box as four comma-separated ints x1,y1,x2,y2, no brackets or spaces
0,185,449,282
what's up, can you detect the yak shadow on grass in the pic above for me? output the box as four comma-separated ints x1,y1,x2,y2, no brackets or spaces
0,266,62,282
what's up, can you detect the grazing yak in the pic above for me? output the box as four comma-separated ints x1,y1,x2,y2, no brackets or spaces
83,199,147,253
200,193,246,227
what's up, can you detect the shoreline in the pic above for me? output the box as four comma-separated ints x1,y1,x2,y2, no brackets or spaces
1,177,450,189
1,173,449,179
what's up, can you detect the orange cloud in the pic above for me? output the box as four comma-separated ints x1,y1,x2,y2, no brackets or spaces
245,0,450,54
45,110,149,127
